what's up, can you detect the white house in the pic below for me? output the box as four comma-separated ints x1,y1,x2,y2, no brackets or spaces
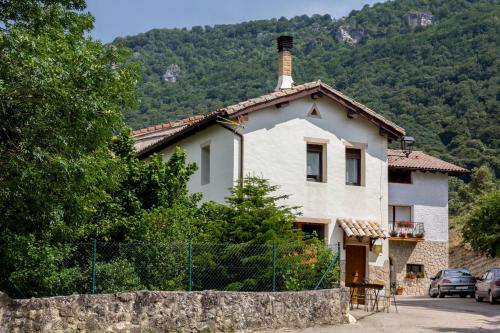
387,150,466,295
133,36,467,296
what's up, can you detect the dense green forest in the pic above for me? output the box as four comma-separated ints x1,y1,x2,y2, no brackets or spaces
117,0,499,176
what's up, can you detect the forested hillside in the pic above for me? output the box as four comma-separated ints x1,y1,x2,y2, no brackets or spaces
116,0,499,175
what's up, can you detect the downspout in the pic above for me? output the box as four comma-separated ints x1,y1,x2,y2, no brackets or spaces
218,124,244,183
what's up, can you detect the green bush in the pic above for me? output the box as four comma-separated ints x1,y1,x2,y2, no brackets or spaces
95,258,142,293
1,235,86,298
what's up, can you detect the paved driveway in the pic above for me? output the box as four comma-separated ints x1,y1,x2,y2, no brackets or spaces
261,296,500,333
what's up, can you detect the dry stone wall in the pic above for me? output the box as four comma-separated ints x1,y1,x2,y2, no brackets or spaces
449,245,500,277
389,240,448,296
0,288,349,333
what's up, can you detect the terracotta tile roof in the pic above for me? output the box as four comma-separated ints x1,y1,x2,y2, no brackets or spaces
388,149,468,174
338,218,389,239
134,81,406,157
131,115,205,137
132,115,207,153
219,80,405,135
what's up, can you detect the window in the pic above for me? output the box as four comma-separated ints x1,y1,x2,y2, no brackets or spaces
201,144,210,185
407,264,424,278
389,206,412,226
294,222,325,241
389,169,412,184
443,269,471,277
307,144,323,182
345,148,361,186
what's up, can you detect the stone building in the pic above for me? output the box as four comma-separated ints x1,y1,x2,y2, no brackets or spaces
131,36,466,297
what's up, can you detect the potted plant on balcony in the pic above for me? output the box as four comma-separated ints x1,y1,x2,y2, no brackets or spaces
389,230,398,237
407,231,414,238
415,232,424,239
399,231,407,238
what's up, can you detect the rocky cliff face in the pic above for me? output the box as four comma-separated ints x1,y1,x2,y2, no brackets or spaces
163,64,180,83
405,12,434,29
335,26,365,45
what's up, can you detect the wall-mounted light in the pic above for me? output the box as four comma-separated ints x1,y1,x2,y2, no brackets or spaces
372,244,383,255
400,136,415,157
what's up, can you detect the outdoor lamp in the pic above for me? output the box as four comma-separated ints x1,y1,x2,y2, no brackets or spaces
400,136,415,157
373,243,383,255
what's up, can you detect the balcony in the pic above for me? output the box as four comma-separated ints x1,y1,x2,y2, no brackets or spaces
388,221,425,241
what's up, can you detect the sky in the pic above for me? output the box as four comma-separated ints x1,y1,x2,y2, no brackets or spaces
87,0,385,43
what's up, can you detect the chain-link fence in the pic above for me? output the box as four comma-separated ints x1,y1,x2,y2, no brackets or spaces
3,241,340,298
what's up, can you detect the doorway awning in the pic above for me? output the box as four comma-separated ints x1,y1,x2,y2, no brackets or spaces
337,218,389,239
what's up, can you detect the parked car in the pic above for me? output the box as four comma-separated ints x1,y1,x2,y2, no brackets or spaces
475,268,500,304
429,269,476,298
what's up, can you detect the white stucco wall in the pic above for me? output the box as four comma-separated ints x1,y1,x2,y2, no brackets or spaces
158,95,391,272
241,97,389,268
388,171,449,241
159,125,238,204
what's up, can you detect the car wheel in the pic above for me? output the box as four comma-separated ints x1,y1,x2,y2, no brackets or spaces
489,291,497,304
429,287,437,298
475,292,483,302
438,286,445,298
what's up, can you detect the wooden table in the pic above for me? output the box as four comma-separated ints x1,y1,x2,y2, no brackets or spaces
346,282,385,311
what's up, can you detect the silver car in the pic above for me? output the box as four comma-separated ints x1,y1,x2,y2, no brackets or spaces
429,269,476,298
475,268,500,304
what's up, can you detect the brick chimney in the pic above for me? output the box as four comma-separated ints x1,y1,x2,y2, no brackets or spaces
275,36,294,91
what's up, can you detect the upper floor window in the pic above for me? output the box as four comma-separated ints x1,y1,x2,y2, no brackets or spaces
389,205,412,224
201,144,210,185
307,144,323,182
389,169,412,184
345,148,361,186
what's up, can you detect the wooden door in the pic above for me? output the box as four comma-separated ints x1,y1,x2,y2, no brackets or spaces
346,245,366,304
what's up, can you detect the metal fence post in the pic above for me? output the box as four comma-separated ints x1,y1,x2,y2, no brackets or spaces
314,243,341,290
187,240,193,291
91,239,96,294
272,242,276,292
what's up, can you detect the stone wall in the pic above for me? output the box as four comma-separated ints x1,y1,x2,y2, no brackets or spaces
449,245,500,277
389,240,448,296
0,288,349,333
369,259,390,288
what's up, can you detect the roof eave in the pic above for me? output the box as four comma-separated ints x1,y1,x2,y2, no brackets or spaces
136,112,221,159
388,165,469,175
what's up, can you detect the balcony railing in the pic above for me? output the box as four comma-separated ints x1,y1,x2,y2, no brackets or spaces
388,221,425,240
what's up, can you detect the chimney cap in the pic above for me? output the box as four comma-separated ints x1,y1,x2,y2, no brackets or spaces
277,35,293,52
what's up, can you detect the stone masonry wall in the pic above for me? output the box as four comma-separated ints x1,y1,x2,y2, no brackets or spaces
449,245,500,277
0,289,349,333
369,259,390,289
389,240,448,296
